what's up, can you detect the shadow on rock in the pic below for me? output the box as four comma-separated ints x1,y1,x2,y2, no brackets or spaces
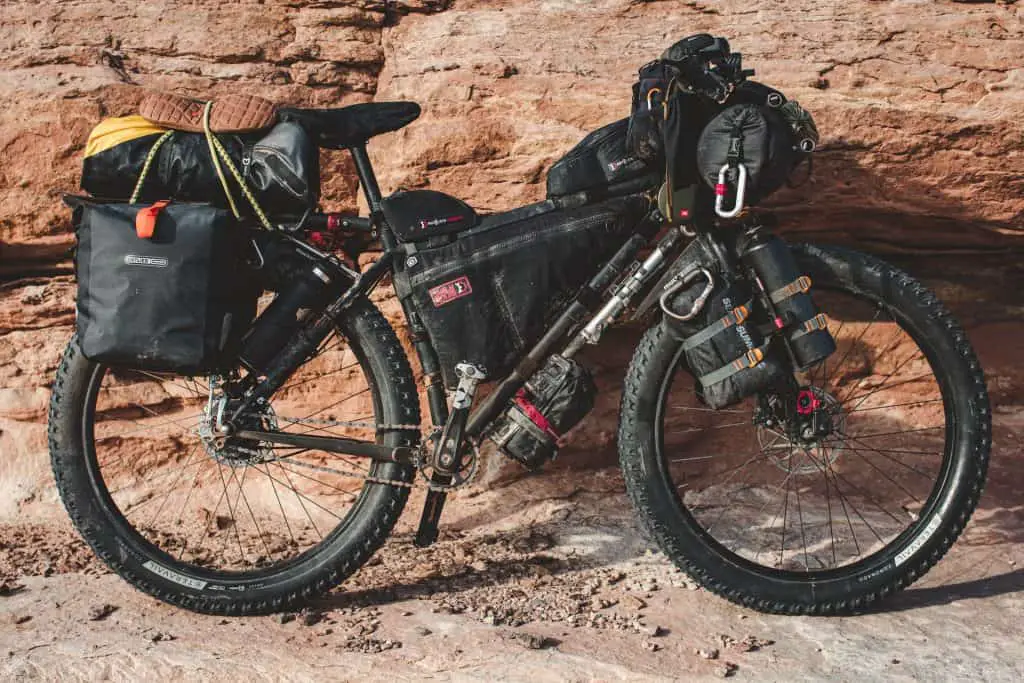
882,568,1024,613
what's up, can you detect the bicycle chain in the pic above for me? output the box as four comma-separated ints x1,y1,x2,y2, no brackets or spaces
267,415,465,490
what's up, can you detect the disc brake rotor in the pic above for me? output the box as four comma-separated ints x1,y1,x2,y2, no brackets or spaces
757,387,846,476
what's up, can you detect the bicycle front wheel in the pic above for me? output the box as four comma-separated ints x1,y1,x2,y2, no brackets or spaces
618,244,990,614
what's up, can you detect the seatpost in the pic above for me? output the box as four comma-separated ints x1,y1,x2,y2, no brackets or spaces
350,145,383,212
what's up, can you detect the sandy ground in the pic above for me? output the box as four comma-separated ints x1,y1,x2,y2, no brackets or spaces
1,443,1023,683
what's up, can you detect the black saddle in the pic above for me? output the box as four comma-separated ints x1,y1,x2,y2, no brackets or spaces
278,101,421,150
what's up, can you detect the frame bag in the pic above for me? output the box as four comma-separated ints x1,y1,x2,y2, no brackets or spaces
393,195,649,386
69,197,257,373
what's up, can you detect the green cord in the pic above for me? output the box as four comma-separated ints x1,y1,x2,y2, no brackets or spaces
130,130,175,204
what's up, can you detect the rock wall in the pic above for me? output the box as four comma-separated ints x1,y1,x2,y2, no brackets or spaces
0,0,1021,515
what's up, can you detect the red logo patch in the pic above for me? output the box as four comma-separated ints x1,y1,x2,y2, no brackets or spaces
429,276,472,307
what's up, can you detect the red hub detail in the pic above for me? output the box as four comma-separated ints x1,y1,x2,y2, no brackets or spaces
796,389,821,416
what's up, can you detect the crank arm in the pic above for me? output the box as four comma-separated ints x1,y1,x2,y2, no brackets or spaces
233,429,417,465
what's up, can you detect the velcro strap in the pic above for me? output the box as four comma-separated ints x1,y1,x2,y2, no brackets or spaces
698,345,768,388
135,200,170,239
769,275,812,304
513,391,560,441
790,313,830,341
680,300,753,351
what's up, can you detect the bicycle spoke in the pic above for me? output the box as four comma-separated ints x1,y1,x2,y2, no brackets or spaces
264,463,297,556
234,466,275,563
838,434,939,480
843,425,943,441
845,398,942,414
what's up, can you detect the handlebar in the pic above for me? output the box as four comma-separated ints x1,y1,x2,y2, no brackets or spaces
659,36,754,103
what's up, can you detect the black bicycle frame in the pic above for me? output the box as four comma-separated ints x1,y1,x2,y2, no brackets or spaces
230,143,706,545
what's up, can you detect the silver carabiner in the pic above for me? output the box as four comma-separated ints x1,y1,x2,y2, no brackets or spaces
660,268,715,322
714,163,748,218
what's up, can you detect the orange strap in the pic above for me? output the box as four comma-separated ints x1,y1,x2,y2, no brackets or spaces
135,200,170,239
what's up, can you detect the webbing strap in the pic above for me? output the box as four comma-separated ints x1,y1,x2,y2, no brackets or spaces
698,344,769,388
680,299,753,351
129,130,175,204
769,275,812,305
202,101,274,230
788,313,830,341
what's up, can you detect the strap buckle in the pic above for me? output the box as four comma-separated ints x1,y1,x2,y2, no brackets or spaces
734,347,764,371
770,275,812,304
803,313,829,333
725,304,750,327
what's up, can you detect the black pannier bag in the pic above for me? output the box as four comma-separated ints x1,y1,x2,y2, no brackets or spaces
68,197,257,373
487,355,597,469
546,119,660,199
392,195,649,386
661,240,787,409
81,116,319,215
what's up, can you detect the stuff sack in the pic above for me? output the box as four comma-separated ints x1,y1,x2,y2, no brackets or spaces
661,241,787,409
696,90,817,205
737,229,835,370
546,119,660,200
68,197,258,373
393,195,649,387
487,355,597,469
81,115,319,216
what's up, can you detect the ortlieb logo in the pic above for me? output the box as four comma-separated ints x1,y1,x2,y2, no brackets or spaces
124,254,168,268
429,276,472,307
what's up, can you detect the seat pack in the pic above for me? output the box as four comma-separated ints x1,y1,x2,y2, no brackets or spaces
81,115,319,216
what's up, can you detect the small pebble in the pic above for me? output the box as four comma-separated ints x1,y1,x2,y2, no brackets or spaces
88,604,118,621
717,661,739,678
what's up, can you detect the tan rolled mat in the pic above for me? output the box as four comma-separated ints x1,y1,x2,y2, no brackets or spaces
139,92,277,133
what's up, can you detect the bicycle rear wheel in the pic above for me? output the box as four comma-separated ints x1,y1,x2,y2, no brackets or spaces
49,298,419,615
618,244,990,614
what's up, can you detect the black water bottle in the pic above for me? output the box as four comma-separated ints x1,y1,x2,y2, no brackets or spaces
239,259,339,374
739,230,836,370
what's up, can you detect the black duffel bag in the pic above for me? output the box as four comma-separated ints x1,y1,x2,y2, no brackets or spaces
393,195,649,387
68,196,258,373
81,116,319,216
